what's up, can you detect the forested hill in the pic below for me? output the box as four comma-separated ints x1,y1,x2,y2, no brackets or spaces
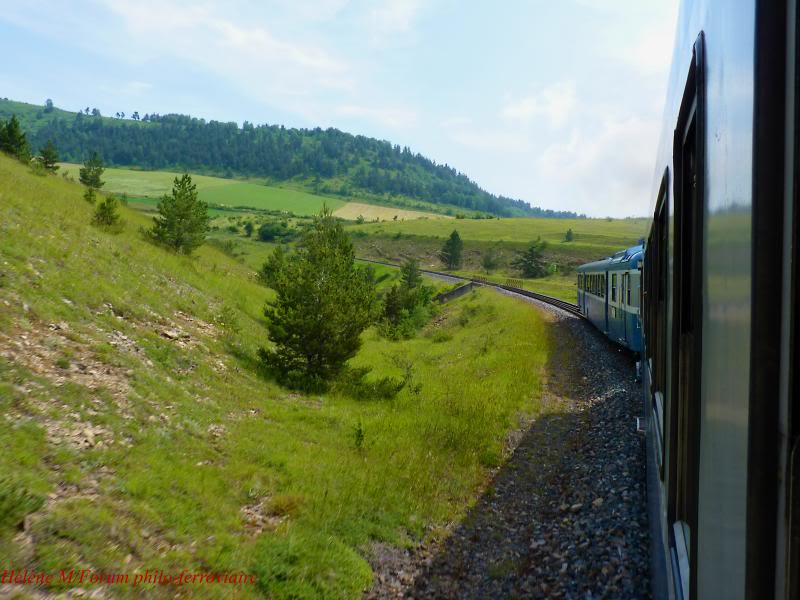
0,98,584,218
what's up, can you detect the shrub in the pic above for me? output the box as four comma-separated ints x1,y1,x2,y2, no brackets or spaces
380,258,435,339
331,366,406,401
440,230,463,269
512,237,548,278
259,207,378,390
92,194,121,229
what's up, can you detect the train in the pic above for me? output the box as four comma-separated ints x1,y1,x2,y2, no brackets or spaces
576,1,799,598
576,244,643,352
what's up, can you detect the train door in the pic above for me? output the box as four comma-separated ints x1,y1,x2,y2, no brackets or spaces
622,272,629,344
604,271,609,333
669,33,705,600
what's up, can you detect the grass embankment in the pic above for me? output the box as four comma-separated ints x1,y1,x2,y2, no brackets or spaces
0,154,549,598
347,217,647,302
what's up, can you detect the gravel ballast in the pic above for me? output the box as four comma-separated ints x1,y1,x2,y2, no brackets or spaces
366,291,651,599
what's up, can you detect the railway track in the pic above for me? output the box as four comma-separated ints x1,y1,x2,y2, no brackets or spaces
358,257,585,319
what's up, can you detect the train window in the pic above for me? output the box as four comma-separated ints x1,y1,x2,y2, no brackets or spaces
627,274,632,305
669,32,705,600
611,273,617,302
646,173,669,481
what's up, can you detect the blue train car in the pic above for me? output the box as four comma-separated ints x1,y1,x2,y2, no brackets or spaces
576,245,643,352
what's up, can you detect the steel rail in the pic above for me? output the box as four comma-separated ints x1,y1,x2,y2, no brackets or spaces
356,257,585,318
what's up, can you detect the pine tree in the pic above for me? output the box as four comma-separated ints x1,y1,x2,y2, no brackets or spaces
440,230,464,270
564,228,574,242
382,284,404,326
79,152,105,189
512,237,549,278
149,174,209,254
0,115,30,160
400,258,422,290
39,140,59,172
259,206,378,389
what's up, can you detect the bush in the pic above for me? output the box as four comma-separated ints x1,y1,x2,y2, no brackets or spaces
92,194,122,229
380,258,435,339
331,366,406,401
259,207,378,390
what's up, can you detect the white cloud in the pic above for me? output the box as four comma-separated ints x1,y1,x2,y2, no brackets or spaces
441,117,531,153
367,0,424,35
539,115,659,216
501,81,577,128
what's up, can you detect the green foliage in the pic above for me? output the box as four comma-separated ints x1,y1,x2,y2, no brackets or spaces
0,476,44,530
400,257,422,290
83,187,96,204
79,152,105,189
92,194,121,229
258,245,287,287
564,227,574,242
259,207,379,389
29,160,47,177
257,219,294,242
440,229,464,270
355,214,365,224
380,258,435,339
39,139,59,172
512,237,549,278
481,247,500,272
354,420,365,450
243,221,254,237
148,173,210,254
0,115,30,161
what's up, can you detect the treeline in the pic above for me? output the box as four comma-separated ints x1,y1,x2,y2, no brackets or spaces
2,99,585,218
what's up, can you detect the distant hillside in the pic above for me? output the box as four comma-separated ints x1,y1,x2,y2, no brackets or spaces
0,97,584,219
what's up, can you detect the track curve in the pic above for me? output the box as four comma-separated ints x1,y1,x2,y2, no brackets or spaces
357,257,584,318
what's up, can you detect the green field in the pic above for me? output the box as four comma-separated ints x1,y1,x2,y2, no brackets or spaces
0,154,550,598
348,215,647,246
61,163,347,216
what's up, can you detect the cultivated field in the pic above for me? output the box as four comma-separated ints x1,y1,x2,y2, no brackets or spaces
333,202,450,222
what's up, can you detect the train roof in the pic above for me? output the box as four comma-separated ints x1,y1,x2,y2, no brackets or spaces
576,244,643,273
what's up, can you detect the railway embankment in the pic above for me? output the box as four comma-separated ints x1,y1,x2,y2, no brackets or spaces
366,295,650,599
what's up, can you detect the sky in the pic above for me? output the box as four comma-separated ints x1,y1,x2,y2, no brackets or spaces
0,0,678,217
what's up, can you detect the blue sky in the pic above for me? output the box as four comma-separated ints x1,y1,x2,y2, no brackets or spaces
0,0,677,217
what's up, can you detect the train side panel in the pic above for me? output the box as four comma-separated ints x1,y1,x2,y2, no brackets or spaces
643,1,755,597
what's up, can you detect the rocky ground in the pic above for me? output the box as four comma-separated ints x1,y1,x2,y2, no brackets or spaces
365,292,650,599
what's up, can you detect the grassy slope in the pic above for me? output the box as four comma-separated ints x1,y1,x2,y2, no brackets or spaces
0,155,549,598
